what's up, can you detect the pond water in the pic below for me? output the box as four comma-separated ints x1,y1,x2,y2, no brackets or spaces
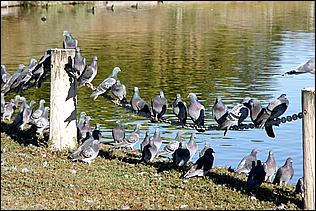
1,1,315,184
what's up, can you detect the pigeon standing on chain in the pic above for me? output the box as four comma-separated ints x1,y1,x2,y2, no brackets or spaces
243,98,265,127
212,97,228,126
183,147,215,179
187,93,205,127
73,48,86,79
1,65,11,85
256,94,289,138
235,148,258,174
273,157,294,186
79,56,98,89
151,90,168,122
142,136,158,163
244,160,266,192
130,87,151,117
90,66,121,100
264,150,277,183
172,94,187,126
112,120,126,143
63,31,78,49
157,131,183,157
111,80,127,104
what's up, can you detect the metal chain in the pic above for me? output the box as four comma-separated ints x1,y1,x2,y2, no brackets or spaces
109,96,304,132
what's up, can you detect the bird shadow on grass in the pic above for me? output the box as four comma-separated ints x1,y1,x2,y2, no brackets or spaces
1,121,49,147
209,170,303,209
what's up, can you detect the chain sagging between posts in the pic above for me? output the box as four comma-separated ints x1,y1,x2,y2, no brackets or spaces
106,95,303,132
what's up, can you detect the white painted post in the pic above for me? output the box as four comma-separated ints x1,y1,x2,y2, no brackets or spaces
49,48,77,151
302,87,315,210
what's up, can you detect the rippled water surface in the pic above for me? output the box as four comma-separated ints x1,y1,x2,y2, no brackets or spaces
1,1,315,184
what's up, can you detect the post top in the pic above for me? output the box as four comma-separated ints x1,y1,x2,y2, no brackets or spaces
302,87,315,92
49,48,76,52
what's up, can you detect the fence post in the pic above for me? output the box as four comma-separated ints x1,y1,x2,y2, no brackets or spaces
49,48,77,151
302,87,315,210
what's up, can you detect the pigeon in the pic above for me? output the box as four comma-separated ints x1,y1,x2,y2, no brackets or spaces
245,160,266,191
172,94,187,126
183,147,215,179
0,93,5,117
69,136,101,164
256,94,289,138
243,98,265,127
11,60,36,92
63,31,78,49
140,130,150,152
111,80,127,104
112,120,126,143
172,142,191,168
92,123,102,141
157,131,183,157
106,4,114,11
187,132,197,162
151,127,162,151
131,3,138,9
199,142,210,158
187,93,205,127
273,157,294,186
1,64,24,95
284,57,315,75
130,87,151,117
112,124,140,150
212,97,228,126
77,113,92,143
2,99,16,121
264,150,277,183
151,90,168,122
77,112,87,141
294,177,304,198
78,56,98,89
31,99,45,120
142,136,159,163
90,66,121,100
235,148,258,174
31,106,50,137
19,100,36,130
219,102,249,136
1,64,11,84
73,48,86,78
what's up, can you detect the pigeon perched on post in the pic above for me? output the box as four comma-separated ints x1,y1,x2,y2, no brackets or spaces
112,120,126,143
187,93,205,128
151,90,168,122
264,150,277,183
172,142,190,168
63,31,78,49
157,131,183,157
245,160,266,192
273,157,294,186
256,94,289,138
130,87,151,117
235,148,258,174
90,66,121,100
212,97,228,126
172,94,187,126
111,80,127,104
183,147,215,179
73,48,86,79
79,56,98,90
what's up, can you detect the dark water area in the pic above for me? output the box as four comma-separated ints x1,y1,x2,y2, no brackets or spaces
1,1,315,184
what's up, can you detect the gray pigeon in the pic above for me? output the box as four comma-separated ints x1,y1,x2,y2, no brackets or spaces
151,90,168,122
187,132,197,162
294,177,304,198
69,136,101,164
151,127,162,151
273,157,294,186
2,99,16,121
130,87,151,117
140,130,150,152
77,112,87,141
0,93,5,117
90,66,121,100
199,142,210,158
112,120,126,143
73,48,86,78
172,142,191,168
111,80,127,104
235,148,258,174
219,102,249,136
112,124,141,150
77,113,92,143
1,64,25,95
172,94,187,126
31,106,50,137
142,136,158,163
264,150,277,183
187,93,205,127
157,131,183,157
63,31,78,49
245,160,266,192
19,100,36,130
256,94,289,138
183,147,215,179
284,57,315,75
79,56,98,89
1,64,11,84
212,97,228,126
31,99,45,120
243,98,265,127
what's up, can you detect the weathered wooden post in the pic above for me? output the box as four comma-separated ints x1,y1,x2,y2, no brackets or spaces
49,48,77,151
302,87,315,210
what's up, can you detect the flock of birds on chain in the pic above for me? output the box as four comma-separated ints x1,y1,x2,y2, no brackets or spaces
1,30,313,196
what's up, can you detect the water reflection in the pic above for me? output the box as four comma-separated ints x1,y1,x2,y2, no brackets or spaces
1,1,315,184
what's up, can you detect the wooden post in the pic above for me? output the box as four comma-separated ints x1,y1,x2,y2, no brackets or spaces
49,48,77,151
302,87,315,210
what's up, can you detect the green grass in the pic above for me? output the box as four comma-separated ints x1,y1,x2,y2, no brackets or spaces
1,131,303,210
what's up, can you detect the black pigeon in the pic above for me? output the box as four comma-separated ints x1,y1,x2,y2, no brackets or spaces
172,94,187,126
245,160,266,192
